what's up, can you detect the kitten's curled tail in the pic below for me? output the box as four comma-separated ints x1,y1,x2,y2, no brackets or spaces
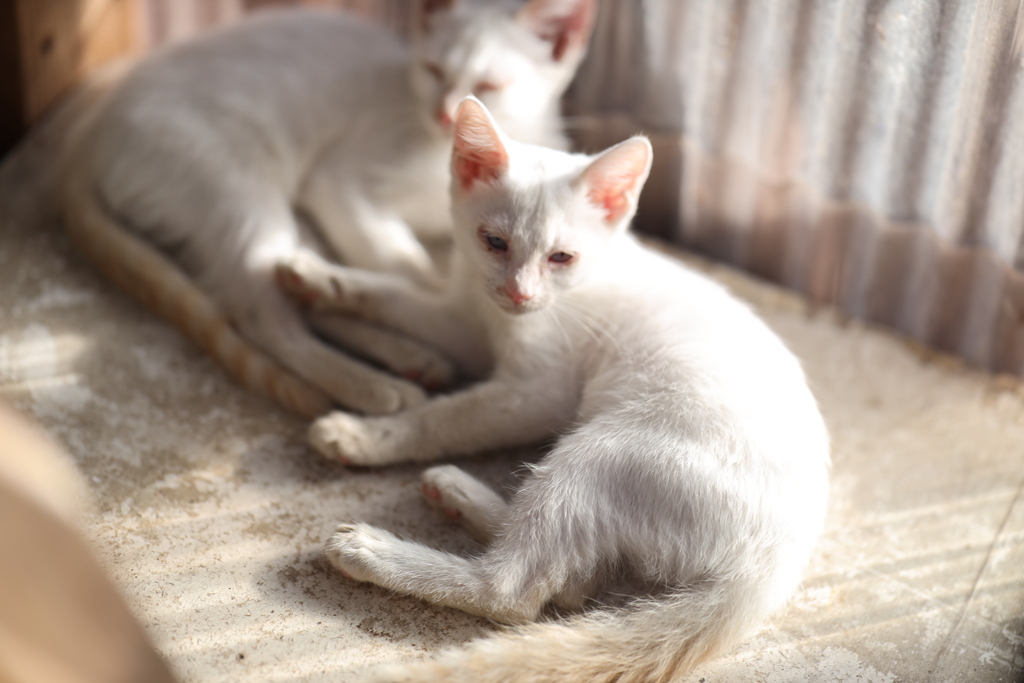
59,140,333,418
373,578,761,683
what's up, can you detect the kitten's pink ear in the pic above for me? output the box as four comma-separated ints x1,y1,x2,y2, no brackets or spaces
579,137,652,228
451,98,509,192
415,0,457,32
519,0,596,62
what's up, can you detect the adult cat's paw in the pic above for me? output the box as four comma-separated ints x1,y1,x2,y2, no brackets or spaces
361,378,427,415
310,412,398,465
397,348,455,393
317,369,426,417
275,253,356,311
324,523,397,584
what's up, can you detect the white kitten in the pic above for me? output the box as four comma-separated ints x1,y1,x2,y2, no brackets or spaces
60,0,594,416
279,98,830,681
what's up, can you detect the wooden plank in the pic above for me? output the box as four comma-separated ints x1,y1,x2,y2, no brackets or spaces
17,0,142,120
0,0,141,156
0,0,26,155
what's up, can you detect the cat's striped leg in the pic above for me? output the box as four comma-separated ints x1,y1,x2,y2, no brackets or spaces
420,465,508,543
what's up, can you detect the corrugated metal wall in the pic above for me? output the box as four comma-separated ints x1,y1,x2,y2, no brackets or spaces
137,0,407,46
566,0,1024,375
137,0,1024,376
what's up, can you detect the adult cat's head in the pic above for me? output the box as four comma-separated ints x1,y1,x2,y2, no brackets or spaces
410,0,595,147
449,97,652,316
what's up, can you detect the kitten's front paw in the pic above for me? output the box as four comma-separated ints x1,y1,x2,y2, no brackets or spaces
324,523,396,584
310,412,393,465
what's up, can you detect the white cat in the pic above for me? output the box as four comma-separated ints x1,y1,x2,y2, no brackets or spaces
277,98,830,681
59,0,594,417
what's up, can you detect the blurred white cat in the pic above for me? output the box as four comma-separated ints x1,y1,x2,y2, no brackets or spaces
60,0,594,416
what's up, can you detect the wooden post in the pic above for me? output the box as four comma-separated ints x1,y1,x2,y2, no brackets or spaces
0,0,142,156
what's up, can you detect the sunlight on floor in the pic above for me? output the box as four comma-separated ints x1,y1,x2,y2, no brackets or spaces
0,326,91,399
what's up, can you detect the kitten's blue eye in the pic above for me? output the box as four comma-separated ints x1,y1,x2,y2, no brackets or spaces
486,234,508,251
549,252,574,264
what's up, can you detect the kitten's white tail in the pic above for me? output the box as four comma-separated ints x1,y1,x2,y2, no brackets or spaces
374,579,762,683
59,149,333,418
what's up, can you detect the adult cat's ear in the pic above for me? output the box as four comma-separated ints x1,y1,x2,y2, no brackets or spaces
578,136,652,229
415,0,457,33
518,0,596,62
451,97,509,192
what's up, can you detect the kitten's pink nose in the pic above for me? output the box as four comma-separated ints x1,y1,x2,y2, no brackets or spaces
505,286,533,305
435,107,453,128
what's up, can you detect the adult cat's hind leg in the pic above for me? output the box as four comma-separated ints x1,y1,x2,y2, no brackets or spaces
420,465,508,543
308,313,455,392
232,273,427,415
276,251,484,368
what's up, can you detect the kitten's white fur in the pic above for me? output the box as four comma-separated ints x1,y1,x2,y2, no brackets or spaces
280,99,830,681
60,0,593,414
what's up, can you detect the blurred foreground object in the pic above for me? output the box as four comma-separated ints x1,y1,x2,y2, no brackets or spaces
0,403,177,683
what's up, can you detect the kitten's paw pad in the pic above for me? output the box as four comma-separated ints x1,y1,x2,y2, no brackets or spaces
422,482,443,503
310,413,378,465
324,523,395,584
420,465,479,521
421,481,463,520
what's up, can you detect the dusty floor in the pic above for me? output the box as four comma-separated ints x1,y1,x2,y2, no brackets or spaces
1,106,1023,683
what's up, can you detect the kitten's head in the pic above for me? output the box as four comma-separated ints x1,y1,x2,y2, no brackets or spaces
449,97,652,315
410,0,595,144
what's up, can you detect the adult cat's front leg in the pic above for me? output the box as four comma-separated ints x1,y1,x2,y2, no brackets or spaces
310,377,576,466
277,252,486,370
299,170,444,290
233,272,427,414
